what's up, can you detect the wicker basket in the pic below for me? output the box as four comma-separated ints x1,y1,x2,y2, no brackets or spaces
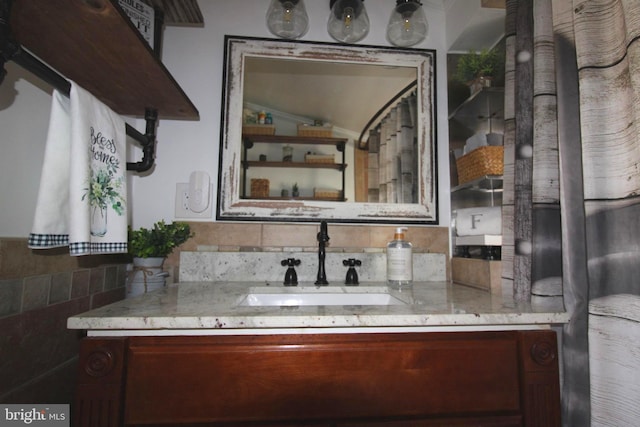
297,124,332,137
456,146,504,184
243,124,275,136
250,179,270,198
314,188,342,199
305,154,335,164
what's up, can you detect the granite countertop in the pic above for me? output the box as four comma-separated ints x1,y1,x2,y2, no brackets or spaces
68,281,570,335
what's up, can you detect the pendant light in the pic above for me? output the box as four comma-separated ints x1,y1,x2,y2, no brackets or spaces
386,0,428,47
327,0,369,44
266,0,309,40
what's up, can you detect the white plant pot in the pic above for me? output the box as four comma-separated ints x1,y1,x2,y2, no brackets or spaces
127,257,170,298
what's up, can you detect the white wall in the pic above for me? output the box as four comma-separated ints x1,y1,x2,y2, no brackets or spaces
0,0,450,236
0,63,51,238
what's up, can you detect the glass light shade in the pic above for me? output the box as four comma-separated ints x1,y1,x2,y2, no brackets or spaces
327,0,369,44
386,0,428,47
266,0,309,40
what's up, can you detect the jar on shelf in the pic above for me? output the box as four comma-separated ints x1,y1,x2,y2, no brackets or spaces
282,145,293,162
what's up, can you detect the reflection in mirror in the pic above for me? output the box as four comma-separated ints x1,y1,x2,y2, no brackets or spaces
217,36,437,223
243,57,418,204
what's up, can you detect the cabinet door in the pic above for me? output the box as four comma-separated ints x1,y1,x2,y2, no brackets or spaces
124,332,522,425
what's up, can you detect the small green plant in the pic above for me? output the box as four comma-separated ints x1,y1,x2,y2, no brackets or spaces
454,48,502,83
128,221,193,258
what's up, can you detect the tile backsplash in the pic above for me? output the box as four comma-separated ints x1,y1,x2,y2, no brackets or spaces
166,222,451,282
0,238,128,318
0,238,128,404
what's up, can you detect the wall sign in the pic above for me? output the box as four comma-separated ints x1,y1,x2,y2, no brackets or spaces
118,0,155,49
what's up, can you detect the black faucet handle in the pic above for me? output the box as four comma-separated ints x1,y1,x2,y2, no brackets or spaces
281,258,300,286
343,258,362,267
343,258,361,285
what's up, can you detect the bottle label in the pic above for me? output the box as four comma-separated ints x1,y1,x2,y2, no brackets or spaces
387,248,413,281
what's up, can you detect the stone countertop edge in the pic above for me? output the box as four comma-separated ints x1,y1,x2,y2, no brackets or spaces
67,281,571,332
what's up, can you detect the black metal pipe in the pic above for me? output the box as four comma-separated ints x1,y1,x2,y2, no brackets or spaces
11,48,152,150
153,9,164,58
8,48,156,159
126,108,157,172
12,49,71,95
1,36,157,171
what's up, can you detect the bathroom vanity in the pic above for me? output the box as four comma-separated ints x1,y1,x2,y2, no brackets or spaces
68,281,568,426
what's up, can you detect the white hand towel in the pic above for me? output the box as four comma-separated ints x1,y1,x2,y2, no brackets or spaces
29,82,128,255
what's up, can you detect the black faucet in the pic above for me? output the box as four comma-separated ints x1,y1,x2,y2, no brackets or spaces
315,221,329,285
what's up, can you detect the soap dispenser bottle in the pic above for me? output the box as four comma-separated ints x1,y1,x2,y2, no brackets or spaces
387,227,413,288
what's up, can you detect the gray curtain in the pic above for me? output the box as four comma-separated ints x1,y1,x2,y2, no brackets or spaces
503,0,561,302
367,95,417,204
505,0,640,425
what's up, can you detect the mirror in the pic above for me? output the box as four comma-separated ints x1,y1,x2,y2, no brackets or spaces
217,36,437,223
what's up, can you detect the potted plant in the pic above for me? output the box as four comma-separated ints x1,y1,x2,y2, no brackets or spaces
292,183,300,197
454,48,502,94
127,221,193,297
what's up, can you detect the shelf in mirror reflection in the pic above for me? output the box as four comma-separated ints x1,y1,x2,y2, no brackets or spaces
451,175,503,193
243,161,347,171
241,196,347,202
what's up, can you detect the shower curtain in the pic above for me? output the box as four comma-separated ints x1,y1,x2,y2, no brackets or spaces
367,94,417,204
505,0,640,424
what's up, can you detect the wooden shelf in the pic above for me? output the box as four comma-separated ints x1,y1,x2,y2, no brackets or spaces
243,134,347,148
243,161,347,171
10,0,199,120
448,87,504,130
242,196,346,202
451,175,503,193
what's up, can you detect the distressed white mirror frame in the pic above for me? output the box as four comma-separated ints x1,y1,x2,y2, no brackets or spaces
217,36,438,224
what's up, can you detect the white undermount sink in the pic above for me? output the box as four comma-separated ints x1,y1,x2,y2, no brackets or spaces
238,286,408,307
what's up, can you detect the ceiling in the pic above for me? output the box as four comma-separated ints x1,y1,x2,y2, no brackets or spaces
148,0,505,48
145,0,504,48
444,0,506,53
141,0,203,25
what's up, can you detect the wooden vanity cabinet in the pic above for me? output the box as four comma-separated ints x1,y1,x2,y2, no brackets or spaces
74,330,560,426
